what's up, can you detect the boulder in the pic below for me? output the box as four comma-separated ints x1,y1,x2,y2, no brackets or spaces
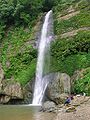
45,72,71,104
0,64,24,104
0,95,10,104
0,80,23,104
3,80,23,99
41,101,56,112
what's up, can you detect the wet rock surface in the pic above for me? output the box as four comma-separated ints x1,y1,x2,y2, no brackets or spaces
22,79,35,104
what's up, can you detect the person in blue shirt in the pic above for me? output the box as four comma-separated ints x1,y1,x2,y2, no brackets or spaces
64,97,71,105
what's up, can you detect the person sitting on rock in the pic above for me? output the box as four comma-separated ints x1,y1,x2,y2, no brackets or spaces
64,97,71,105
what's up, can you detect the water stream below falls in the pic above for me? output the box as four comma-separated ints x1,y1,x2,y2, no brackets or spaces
32,10,54,105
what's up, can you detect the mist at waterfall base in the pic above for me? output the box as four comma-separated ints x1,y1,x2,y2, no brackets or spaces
32,10,54,105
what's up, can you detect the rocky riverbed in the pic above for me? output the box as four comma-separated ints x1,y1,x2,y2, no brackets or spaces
42,95,90,120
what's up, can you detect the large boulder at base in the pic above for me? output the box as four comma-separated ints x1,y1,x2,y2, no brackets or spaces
41,101,56,112
3,80,23,99
45,72,71,104
0,80,23,104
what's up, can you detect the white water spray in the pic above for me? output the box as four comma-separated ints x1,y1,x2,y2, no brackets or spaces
32,10,53,105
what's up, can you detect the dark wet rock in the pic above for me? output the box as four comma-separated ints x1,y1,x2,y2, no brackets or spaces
22,78,35,104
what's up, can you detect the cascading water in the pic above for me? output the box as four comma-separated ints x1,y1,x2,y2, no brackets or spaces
32,10,54,105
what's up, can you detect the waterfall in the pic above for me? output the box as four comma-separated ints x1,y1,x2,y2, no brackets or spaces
32,10,54,105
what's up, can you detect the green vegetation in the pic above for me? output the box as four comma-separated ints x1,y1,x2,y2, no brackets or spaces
0,0,43,41
51,31,90,61
16,59,36,85
53,0,90,34
74,68,90,95
0,26,37,85
0,0,55,41
54,11,90,34
50,53,90,76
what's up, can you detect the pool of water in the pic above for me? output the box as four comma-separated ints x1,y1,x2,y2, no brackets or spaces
0,105,56,120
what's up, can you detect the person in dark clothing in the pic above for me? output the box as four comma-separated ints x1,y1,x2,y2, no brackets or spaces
64,97,71,105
